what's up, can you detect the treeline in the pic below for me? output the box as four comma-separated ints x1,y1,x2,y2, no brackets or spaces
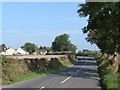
78,2,120,89
0,34,77,54
77,49,99,57
78,2,120,72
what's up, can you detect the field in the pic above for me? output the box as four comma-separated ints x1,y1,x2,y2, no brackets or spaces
7,55,67,60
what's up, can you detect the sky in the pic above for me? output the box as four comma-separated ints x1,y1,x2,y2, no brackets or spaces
2,2,99,51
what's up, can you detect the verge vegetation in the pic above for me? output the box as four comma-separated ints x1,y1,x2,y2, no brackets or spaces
78,51,119,90
2,54,76,84
95,54,119,90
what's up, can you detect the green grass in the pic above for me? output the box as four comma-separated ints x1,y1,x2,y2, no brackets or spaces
62,60,74,67
2,67,65,85
94,54,119,90
103,73,118,89
0,79,2,84
2,55,76,85
2,71,42,84
2,62,74,85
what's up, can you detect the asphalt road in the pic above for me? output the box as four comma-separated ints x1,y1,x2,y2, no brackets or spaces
2,56,101,90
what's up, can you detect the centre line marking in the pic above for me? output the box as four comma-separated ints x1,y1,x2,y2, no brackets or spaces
40,86,45,90
75,59,87,74
61,76,72,84
61,58,88,84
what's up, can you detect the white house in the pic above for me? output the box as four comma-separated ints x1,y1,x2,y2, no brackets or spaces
39,50,47,55
5,48,16,55
0,51,6,55
33,52,37,55
16,48,29,55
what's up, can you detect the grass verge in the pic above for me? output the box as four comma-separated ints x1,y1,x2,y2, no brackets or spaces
94,54,119,90
2,66,68,85
2,59,75,85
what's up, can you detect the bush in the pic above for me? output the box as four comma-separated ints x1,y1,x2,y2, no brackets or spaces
49,58,64,69
103,73,118,89
2,56,28,83
96,55,119,90
67,54,76,64
77,51,97,57
2,56,73,84
25,58,49,72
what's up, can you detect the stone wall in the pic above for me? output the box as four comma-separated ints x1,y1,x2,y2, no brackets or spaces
115,53,120,72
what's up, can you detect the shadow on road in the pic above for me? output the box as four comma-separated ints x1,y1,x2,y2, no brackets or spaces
53,57,100,83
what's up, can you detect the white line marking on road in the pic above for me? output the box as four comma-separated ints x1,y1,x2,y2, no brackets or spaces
61,58,88,84
61,76,72,84
75,59,87,74
75,68,81,73
40,86,45,90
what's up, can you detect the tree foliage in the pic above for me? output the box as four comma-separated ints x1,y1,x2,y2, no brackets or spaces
78,2,120,56
39,46,51,52
0,44,7,52
51,34,77,52
21,42,38,54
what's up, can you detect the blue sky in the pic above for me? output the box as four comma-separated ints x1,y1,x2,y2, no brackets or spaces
2,2,98,51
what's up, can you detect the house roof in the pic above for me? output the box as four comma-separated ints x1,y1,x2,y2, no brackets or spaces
6,48,15,51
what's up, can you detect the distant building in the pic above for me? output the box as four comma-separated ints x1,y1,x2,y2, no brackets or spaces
5,48,16,55
0,51,6,55
16,48,29,55
39,50,47,55
33,52,37,55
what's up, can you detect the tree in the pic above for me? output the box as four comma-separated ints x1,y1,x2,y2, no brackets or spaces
0,44,7,52
78,2,120,71
21,42,38,54
39,46,51,52
51,34,77,52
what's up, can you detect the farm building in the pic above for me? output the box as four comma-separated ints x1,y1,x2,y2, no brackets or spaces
16,48,29,55
5,48,16,55
0,51,6,55
39,50,47,55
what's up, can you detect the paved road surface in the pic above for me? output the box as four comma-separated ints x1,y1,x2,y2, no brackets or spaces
2,56,101,90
